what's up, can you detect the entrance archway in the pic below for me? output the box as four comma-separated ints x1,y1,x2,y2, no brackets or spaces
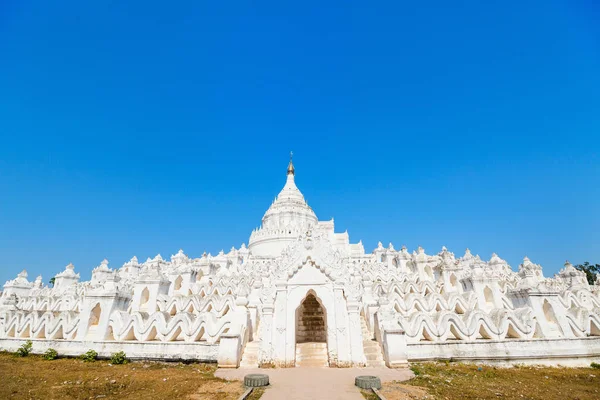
296,293,326,342
295,291,328,367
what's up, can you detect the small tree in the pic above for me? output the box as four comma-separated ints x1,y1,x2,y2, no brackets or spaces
16,340,33,357
49,277,56,287
110,351,128,365
43,348,58,360
80,349,98,362
574,262,600,285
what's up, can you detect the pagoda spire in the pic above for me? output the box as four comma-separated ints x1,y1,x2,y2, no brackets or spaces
287,151,295,176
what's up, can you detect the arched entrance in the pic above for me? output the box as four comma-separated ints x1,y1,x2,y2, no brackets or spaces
295,291,328,367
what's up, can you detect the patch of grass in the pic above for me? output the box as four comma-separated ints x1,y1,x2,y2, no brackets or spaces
591,362,600,369
247,387,265,400
359,389,379,400
0,353,250,399
402,362,600,400
409,363,423,376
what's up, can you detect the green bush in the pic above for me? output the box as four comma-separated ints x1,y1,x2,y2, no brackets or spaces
16,340,33,357
43,348,58,360
409,364,423,376
110,351,128,365
591,362,600,369
80,349,98,362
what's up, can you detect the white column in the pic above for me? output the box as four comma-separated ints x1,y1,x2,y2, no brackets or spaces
347,300,367,366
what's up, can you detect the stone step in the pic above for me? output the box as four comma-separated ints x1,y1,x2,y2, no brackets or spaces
296,342,327,348
296,348,328,356
239,340,261,368
295,359,328,366
295,361,328,368
298,332,327,337
298,321,325,326
298,340,327,344
365,361,386,367
298,322,325,326
296,346,326,352
300,311,324,316
298,326,326,330
296,354,329,361
295,342,328,368
297,337,327,342
360,315,386,368
298,329,326,334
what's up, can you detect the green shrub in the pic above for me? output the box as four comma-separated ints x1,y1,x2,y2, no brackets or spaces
43,348,58,360
110,351,128,365
591,362,600,369
80,349,98,362
16,340,33,357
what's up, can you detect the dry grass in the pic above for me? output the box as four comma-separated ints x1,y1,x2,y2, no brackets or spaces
0,352,250,400
361,384,428,400
377,362,600,400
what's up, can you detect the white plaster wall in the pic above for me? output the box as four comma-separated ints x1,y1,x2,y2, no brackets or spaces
406,337,600,366
0,338,219,362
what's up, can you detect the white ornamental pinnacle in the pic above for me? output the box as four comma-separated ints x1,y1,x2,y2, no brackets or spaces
56,263,78,278
99,259,110,270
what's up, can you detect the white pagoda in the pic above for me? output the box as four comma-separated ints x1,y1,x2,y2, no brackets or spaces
1,157,599,367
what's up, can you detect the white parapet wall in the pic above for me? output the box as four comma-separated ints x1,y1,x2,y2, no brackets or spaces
0,338,219,362
406,337,600,366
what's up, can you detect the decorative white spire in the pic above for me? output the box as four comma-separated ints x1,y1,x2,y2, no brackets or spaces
287,151,295,176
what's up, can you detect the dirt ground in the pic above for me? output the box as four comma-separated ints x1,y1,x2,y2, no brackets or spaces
4,352,600,400
0,352,262,400
370,362,600,400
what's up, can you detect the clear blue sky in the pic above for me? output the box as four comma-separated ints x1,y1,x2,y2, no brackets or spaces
0,1,598,285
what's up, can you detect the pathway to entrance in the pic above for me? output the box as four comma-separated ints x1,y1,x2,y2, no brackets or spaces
216,367,413,400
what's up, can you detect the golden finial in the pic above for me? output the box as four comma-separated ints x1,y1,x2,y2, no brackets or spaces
287,151,295,175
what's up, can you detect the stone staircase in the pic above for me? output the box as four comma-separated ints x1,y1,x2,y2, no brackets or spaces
239,340,260,368
361,315,386,367
295,294,328,367
295,342,329,367
296,294,326,343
